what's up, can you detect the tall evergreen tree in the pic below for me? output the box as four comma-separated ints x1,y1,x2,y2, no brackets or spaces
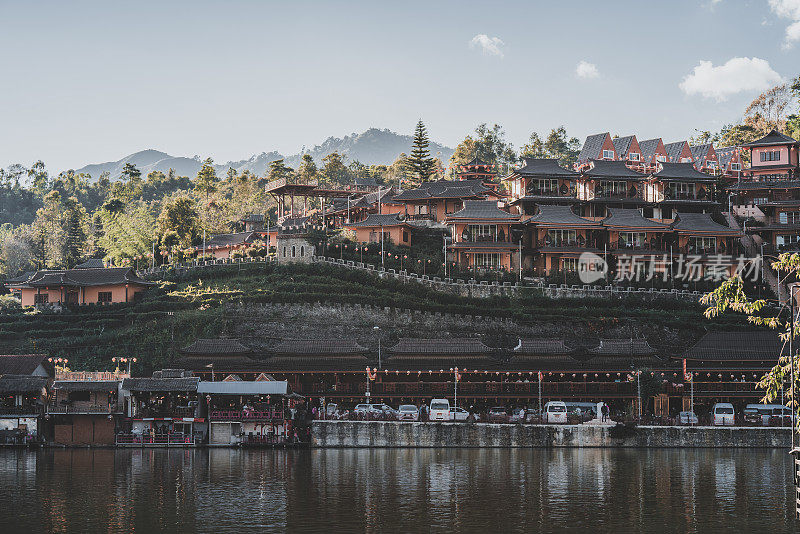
407,120,435,181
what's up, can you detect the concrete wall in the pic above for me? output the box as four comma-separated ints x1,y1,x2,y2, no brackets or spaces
312,421,791,448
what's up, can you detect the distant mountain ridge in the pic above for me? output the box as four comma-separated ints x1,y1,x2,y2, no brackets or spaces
71,128,454,179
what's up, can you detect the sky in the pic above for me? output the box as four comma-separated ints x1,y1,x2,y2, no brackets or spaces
1,0,800,174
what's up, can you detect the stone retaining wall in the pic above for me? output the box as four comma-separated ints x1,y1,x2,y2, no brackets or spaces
312,421,791,448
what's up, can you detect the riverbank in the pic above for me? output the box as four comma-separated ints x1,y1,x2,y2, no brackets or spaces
311,420,792,448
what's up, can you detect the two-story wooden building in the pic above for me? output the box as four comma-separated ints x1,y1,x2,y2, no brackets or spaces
445,200,523,271
576,160,648,217
504,158,580,216
645,162,718,219
527,205,605,274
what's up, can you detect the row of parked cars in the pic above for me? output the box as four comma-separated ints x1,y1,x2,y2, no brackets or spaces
325,400,574,423
678,403,792,426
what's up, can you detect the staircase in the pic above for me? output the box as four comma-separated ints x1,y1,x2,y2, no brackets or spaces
724,212,783,301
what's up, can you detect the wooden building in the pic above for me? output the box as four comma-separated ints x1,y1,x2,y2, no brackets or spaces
505,158,580,215
445,200,523,271
527,205,605,274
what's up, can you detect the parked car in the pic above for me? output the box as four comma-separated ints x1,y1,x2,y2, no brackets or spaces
678,411,698,425
354,403,396,420
508,408,526,423
525,409,542,424
397,404,420,421
487,406,509,423
743,406,762,426
544,401,568,424
449,406,470,421
711,403,735,426
429,399,451,421
768,407,791,427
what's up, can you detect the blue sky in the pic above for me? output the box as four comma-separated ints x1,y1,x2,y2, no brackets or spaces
1,0,799,174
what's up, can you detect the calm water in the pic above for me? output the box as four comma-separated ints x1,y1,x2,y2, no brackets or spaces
0,447,796,533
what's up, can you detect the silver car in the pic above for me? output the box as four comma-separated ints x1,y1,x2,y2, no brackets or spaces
397,404,419,421
678,411,698,425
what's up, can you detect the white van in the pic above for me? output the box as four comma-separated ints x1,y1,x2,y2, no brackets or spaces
712,403,735,426
429,399,451,421
544,401,568,424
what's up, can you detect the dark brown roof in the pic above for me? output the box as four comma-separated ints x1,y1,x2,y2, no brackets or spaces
515,338,575,354
0,375,48,394
121,377,199,392
583,160,646,179
345,214,408,228
742,129,797,147
75,258,105,269
53,380,120,392
204,231,259,248
446,201,520,222
13,267,153,288
181,339,253,356
587,339,657,356
672,213,739,235
0,354,51,376
651,162,716,182
268,339,368,356
683,331,785,361
602,209,671,230
528,205,602,228
514,158,578,177
388,338,495,356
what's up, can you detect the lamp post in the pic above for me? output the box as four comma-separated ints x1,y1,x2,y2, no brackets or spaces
450,367,460,412
790,283,798,451
374,326,381,369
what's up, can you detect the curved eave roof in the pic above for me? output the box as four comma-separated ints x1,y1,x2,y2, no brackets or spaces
582,160,647,180
602,209,672,231
527,205,602,228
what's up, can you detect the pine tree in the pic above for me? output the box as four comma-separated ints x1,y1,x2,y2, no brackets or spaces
407,120,435,181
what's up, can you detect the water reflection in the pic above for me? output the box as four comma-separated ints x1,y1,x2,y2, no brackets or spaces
0,448,795,533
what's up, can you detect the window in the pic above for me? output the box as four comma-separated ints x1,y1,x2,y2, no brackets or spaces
688,237,716,254
602,150,614,160
628,152,640,162
528,179,558,195
402,231,409,243
656,155,667,163
561,258,579,271
467,224,497,242
34,294,49,304
777,235,800,248
546,229,578,247
667,182,696,200
473,253,500,269
97,292,112,303
300,246,305,257
778,212,800,224
731,163,741,171
681,157,692,163
291,245,296,258
706,161,717,169
282,246,287,257
752,197,768,205
597,180,628,197
760,150,781,162
618,232,647,248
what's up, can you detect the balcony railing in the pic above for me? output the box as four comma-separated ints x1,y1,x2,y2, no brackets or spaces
209,409,284,421
0,406,42,415
295,381,642,397
47,402,119,414
115,433,196,446
133,406,197,419
406,214,435,221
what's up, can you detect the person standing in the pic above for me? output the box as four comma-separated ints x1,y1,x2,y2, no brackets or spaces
601,403,610,422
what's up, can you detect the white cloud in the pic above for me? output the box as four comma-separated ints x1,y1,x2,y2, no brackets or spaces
575,60,599,79
679,57,782,101
769,0,800,47
469,34,504,58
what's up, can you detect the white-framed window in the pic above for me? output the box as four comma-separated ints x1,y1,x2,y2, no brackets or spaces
656,155,667,163
628,152,640,162
778,212,800,224
760,150,781,162
706,161,717,169
688,236,716,254
681,157,692,163
473,253,500,269
467,224,497,242
598,180,628,197
602,149,614,160
618,232,647,248
752,197,768,205
561,258,579,271
546,229,578,247
530,178,558,194
667,182,696,199
777,235,800,247
731,163,741,171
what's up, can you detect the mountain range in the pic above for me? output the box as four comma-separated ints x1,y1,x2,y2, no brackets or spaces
72,128,454,180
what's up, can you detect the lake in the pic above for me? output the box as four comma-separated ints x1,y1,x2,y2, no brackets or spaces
0,448,795,533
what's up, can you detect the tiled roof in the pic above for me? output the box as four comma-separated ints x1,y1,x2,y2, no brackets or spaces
587,339,657,356
0,375,48,394
181,339,253,356
280,216,311,228
583,160,647,179
205,231,258,248
690,144,713,167
75,258,105,269
527,205,602,228
394,179,489,201
578,133,611,163
612,135,636,158
716,146,737,168
664,141,690,163
684,331,785,360
13,268,153,288
53,380,120,392
727,180,800,191
388,337,495,355
268,339,368,355
3,271,35,285
514,158,577,177
345,214,407,228
638,138,663,163
742,129,798,147
602,209,671,230
0,354,51,376
121,377,199,392
241,213,265,222
515,338,575,354
672,213,739,235
446,201,520,221
652,162,715,182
